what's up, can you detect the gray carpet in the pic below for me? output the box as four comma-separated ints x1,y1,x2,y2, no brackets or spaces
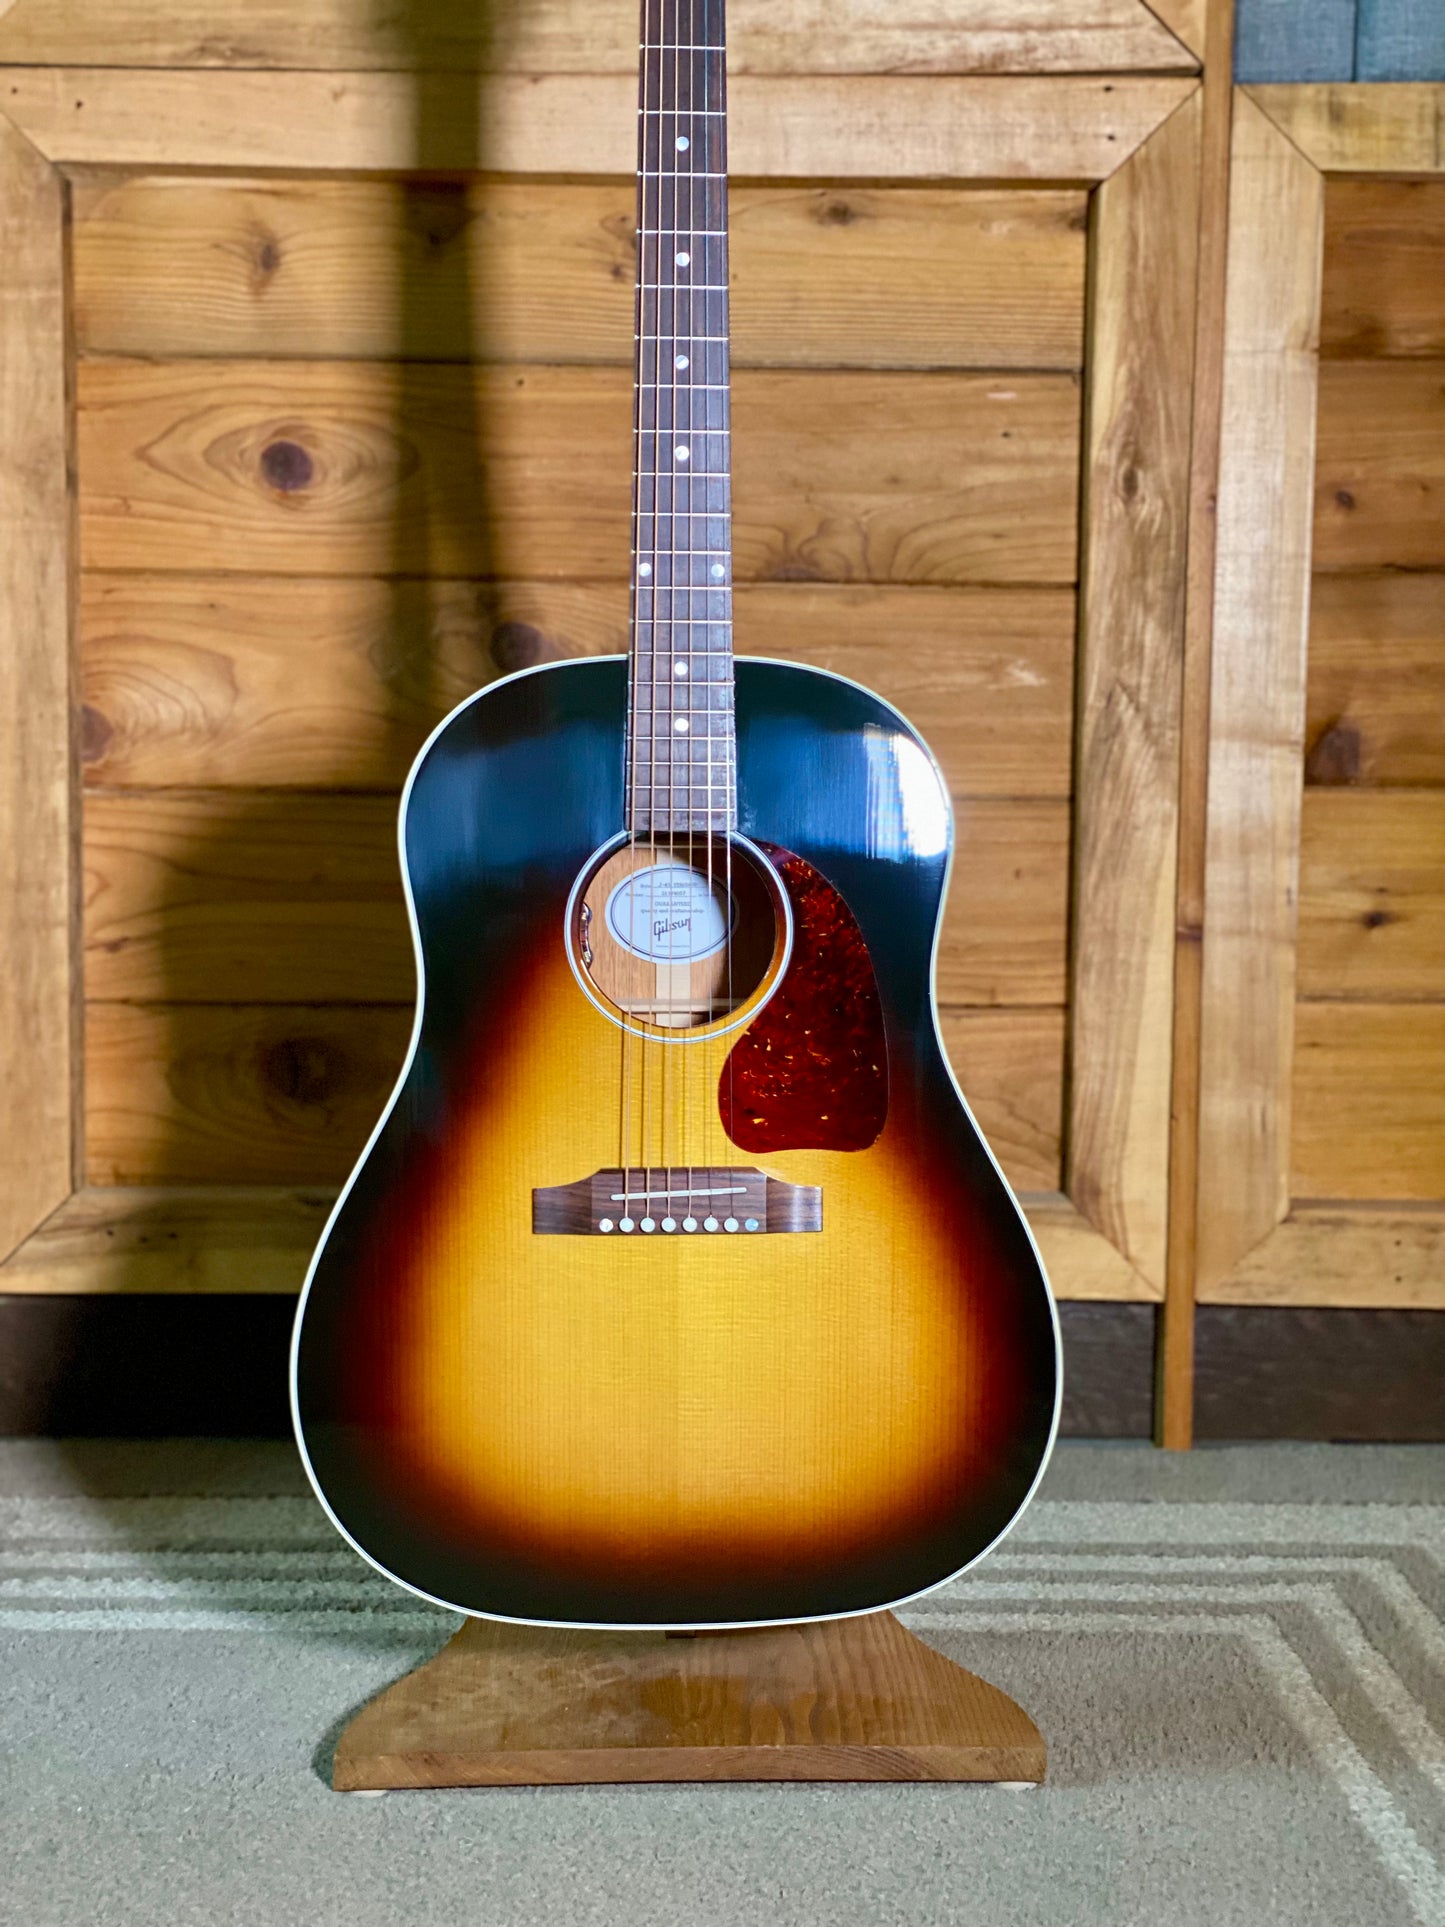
3,1441,1444,1927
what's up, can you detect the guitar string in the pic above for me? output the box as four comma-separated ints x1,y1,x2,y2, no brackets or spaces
663,0,680,1196
716,0,736,1181
673,0,686,1201
622,0,656,1208
697,0,709,1180
661,0,679,1197
624,0,645,1205
622,0,740,1209
640,0,657,1203
706,0,719,1185
643,0,662,1202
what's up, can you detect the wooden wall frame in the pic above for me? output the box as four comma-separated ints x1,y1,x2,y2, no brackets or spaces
1193,83,1445,1333
0,11,1208,1436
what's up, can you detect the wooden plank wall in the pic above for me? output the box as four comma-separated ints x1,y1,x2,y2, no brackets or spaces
73,172,1088,1204
0,117,73,1264
1299,177,1445,1203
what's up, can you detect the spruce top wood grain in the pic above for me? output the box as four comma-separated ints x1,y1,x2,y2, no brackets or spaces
71,176,1089,372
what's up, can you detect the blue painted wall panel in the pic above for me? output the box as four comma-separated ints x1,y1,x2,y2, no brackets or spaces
1235,0,1357,82
1356,0,1445,80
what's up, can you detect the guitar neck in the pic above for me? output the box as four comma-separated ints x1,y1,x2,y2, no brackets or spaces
627,0,736,837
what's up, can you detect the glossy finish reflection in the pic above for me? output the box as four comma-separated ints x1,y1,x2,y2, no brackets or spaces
292,659,1060,1629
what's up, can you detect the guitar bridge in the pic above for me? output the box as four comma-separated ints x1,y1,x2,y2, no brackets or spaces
532,1167,822,1236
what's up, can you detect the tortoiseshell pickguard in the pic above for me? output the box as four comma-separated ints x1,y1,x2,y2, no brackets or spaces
720,848,888,1153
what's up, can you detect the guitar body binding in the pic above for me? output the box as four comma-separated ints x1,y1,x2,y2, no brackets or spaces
291,656,1061,1630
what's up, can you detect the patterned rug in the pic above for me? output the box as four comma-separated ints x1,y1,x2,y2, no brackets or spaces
3,1441,1443,1927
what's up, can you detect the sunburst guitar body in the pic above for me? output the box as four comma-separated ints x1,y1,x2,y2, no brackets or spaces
291,0,1060,1629
292,658,1060,1627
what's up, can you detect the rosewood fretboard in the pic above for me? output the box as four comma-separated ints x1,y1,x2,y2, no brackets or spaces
627,0,736,835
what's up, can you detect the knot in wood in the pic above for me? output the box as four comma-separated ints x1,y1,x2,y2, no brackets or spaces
80,704,113,764
261,1035,339,1106
404,182,472,250
261,440,314,493
1304,721,1363,786
490,621,555,673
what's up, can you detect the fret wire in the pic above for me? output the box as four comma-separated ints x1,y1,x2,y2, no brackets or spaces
630,0,735,833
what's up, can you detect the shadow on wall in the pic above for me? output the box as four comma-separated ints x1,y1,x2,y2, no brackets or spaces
6,0,571,1437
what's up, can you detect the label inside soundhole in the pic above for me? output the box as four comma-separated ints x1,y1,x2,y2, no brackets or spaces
604,863,732,964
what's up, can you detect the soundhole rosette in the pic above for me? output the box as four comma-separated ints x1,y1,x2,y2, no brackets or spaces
565,832,791,1042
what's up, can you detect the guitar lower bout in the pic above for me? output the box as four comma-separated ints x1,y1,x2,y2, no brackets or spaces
292,655,1060,1629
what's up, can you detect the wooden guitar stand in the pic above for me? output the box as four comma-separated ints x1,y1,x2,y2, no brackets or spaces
333,1610,1045,1790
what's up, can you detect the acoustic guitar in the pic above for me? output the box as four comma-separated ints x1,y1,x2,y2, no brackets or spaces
292,0,1061,1630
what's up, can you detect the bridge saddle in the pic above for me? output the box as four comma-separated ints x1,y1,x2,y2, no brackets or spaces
532,1167,822,1236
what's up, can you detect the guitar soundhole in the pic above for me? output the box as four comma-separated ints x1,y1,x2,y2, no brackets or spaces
569,834,786,1036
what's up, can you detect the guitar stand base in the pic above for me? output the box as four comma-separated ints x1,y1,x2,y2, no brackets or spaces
332,1609,1045,1790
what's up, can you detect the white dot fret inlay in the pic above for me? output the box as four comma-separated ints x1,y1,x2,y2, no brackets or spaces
676,446,690,462
711,564,726,578
674,661,688,676
676,136,689,151
675,718,689,733
676,251,690,266
676,356,689,369
638,563,651,577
